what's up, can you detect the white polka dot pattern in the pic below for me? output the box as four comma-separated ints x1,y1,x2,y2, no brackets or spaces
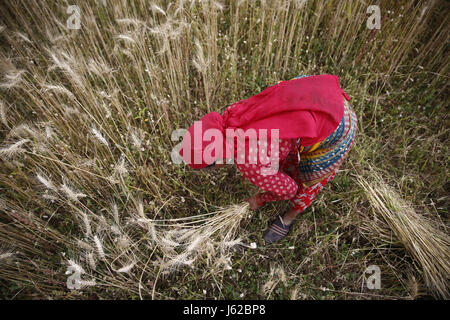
235,138,299,203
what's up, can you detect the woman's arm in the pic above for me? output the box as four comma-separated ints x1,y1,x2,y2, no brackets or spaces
242,164,298,203
238,162,298,209
236,138,299,209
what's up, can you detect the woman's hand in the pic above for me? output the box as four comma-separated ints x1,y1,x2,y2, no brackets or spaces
245,194,263,210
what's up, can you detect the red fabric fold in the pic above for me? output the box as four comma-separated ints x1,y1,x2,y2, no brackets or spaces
180,74,349,169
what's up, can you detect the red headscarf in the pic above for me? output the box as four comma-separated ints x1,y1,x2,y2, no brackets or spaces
179,74,350,169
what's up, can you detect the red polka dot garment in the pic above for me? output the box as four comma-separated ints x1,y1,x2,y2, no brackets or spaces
234,138,300,203
234,137,337,214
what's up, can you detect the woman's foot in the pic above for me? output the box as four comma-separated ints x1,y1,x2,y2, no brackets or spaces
263,215,294,243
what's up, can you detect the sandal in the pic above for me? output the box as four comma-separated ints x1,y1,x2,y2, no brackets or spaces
263,215,294,243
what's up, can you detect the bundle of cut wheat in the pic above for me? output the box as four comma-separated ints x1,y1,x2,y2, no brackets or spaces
131,202,251,273
356,170,450,299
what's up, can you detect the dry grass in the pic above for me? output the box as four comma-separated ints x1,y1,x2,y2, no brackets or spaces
357,169,449,299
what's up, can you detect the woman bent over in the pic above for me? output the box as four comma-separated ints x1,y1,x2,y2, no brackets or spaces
179,75,357,243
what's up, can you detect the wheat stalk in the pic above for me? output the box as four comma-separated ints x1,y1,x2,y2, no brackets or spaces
357,170,450,299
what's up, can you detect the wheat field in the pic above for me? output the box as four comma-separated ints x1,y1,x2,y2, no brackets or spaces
0,0,448,299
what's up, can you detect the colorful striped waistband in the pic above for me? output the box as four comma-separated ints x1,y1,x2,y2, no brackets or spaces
296,100,357,183
299,100,354,154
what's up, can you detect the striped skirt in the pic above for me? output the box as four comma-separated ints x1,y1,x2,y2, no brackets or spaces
297,99,357,186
